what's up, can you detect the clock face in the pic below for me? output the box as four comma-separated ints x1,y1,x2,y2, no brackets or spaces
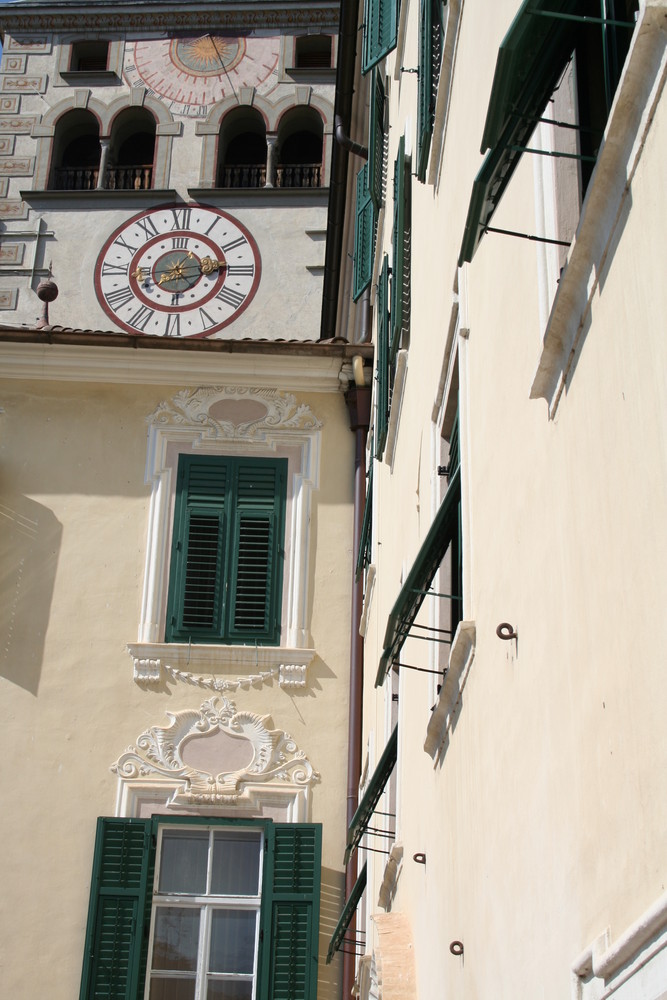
124,35,281,117
95,204,261,338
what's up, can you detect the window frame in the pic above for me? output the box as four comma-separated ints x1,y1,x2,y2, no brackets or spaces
130,388,322,682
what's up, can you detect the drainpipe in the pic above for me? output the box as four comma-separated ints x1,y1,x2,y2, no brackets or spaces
344,372,370,1000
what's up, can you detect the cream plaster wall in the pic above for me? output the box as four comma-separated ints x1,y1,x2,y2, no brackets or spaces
0,376,353,999
349,0,667,997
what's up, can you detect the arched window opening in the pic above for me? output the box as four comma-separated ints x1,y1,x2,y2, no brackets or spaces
276,109,323,188
108,108,156,190
294,35,333,69
217,109,267,188
50,110,100,190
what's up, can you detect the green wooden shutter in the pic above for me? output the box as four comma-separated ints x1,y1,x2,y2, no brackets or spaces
353,163,375,301
261,824,322,1000
79,818,154,1000
368,69,385,210
375,255,390,460
356,460,374,581
166,455,229,643
227,458,286,645
416,0,434,181
391,136,407,359
362,0,400,74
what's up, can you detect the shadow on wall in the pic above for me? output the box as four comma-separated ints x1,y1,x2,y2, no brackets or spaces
318,865,345,995
0,492,62,695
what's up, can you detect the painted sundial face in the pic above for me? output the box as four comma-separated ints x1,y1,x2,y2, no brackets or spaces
95,204,261,338
124,35,281,117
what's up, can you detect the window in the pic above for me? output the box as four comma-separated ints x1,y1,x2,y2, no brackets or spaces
166,455,287,646
294,35,333,69
416,0,443,182
50,109,100,190
70,40,109,72
79,817,322,1000
459,0,639,264
362,0,400,74
108,107,156,191
217,108,267,189
276,108,324,189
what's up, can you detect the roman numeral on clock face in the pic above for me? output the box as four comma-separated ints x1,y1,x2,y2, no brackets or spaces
135,216,159,239
105,285,134,310
171,236,189,250
216,286,246,309
226,264,254,277
170,207,192,230
220,236,247,254
128,304,155,331
102,261,129,277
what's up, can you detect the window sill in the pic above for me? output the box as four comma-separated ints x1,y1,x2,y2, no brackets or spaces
385,348,407,469
530,1,665,416
423,620,475,760
20,188,177,203
127,641,316,690
187,186,329,205
59,70,119,83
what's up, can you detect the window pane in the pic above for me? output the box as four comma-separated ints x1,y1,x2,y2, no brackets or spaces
149,978,196,1000
211,832,262,895
159,830,209,894
152,907,201,971
209,910,257,975
207,980,253,1000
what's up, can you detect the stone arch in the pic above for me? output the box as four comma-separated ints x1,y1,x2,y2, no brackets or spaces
275,104,324,188
33,94,106,189
196,95,273,188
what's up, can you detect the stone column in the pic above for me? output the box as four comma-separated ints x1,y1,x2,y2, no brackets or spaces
265,134,278,188
97,138,111,190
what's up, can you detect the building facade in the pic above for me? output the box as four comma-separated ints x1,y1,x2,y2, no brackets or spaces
0,2,369,999
326,0,667,997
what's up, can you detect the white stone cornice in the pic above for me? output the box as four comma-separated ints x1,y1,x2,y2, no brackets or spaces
0,341,347,392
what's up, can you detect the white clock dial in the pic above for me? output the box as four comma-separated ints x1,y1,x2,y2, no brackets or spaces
124,35,281,117
95,204,261,338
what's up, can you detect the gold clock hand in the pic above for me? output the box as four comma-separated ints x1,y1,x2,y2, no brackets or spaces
199,256,227,276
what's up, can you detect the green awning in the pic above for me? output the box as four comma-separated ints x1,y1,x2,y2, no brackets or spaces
459,0,581,264
325,863,367,964
344,726,398,865
376,467,460,687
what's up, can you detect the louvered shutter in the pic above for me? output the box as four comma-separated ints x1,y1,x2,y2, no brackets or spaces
166,456,228,642
356,459,373,581
260,824,322,1000
391,136,407,359
227,459,286,645
79,818,154,1000
362,0,399,74
416,0,433,180
353,163,375,301
368,69,385,210
375,255,390,460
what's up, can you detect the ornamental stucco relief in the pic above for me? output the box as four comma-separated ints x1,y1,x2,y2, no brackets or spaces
111,695,319,807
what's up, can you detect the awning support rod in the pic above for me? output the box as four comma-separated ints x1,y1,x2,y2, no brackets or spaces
395,661,446,676
509,143,597,162
361,844,392,855
484,225,572,247
365,826,396,838
395,630,452,646
529,10,636,28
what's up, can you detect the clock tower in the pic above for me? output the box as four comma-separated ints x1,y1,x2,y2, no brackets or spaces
0,0,338,341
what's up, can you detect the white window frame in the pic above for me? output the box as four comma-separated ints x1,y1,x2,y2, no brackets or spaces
147,824,264,1000
128,387,321,686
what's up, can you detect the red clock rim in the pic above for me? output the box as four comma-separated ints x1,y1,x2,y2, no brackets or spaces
94,203,262,339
